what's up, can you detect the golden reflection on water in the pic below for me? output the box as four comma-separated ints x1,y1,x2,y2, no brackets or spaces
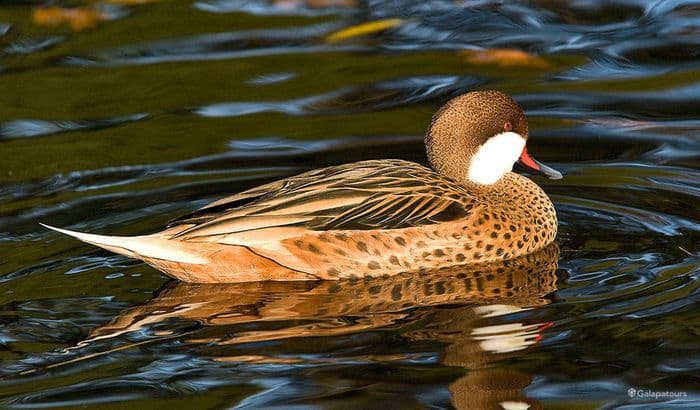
84,243,559,409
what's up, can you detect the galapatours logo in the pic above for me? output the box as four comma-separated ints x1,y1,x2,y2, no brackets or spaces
628,388,687,399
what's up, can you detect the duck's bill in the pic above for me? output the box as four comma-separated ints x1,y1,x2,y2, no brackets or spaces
517,148,563,180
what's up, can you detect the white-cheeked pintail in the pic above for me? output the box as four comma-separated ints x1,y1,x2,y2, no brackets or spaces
43,90,563,283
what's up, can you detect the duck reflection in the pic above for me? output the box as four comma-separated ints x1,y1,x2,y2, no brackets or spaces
86,244,559,409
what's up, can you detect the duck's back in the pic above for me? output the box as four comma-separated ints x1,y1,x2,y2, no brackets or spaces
168,159,475,234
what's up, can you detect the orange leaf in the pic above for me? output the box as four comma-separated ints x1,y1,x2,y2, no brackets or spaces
459,48,550,69
32,6,108,31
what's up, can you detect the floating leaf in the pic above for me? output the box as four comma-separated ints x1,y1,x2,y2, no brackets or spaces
324,18,404,43
459,48,550,69
32,6,108,31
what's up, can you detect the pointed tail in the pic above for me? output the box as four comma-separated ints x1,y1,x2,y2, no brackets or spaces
40,223,207,264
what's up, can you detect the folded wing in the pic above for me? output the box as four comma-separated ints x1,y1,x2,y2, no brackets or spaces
168,160,476,245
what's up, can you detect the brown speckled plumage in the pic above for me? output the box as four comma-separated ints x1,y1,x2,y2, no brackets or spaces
43,90,561,283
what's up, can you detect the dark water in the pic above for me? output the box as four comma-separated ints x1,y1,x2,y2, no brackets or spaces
1,0,699,408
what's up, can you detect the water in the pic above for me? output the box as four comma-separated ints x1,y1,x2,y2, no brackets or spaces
0,0,699,408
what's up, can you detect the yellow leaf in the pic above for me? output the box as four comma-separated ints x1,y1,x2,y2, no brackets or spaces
324,18,404,43
459,48,550,69
32,6,108,31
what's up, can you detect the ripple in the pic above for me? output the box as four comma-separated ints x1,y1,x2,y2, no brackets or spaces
194,0,357,15
63,24,358,67
246,72,296,85
2,0,700,408
1,135,415,201
557,195,700,236
3,36,65,55
553,55,676,82
526,378,625,400
519,82,700,120
0,113,148,140
552,254,699,331
196,74,486,117
657,356,700,373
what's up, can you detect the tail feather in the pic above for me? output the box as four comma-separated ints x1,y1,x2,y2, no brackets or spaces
40,223,207,264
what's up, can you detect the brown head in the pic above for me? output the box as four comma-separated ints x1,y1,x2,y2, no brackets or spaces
425,90,561,185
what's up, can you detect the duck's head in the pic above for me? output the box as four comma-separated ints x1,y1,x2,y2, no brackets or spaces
425,90,562,185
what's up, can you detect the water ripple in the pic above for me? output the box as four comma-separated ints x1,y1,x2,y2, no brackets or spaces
0,113,148,140
194,0,357,15
3,36,65,55
557,195,700,236
63,24,358,67
1,0,700,408
196,75,485,117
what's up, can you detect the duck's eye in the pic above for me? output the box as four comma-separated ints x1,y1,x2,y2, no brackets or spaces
503,121,513,132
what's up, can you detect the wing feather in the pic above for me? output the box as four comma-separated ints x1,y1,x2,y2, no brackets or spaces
169,160,475,240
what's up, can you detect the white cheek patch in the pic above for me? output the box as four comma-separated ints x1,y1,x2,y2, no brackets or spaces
468,131,526,185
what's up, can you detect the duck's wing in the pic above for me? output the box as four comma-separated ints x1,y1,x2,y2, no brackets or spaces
168,159,475,243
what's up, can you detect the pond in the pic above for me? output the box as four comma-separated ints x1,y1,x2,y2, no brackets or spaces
1,0,699,408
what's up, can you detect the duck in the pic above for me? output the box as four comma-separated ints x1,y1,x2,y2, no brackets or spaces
42,90,562,283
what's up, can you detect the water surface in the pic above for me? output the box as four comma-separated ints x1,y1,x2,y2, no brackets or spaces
1,1,699,408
